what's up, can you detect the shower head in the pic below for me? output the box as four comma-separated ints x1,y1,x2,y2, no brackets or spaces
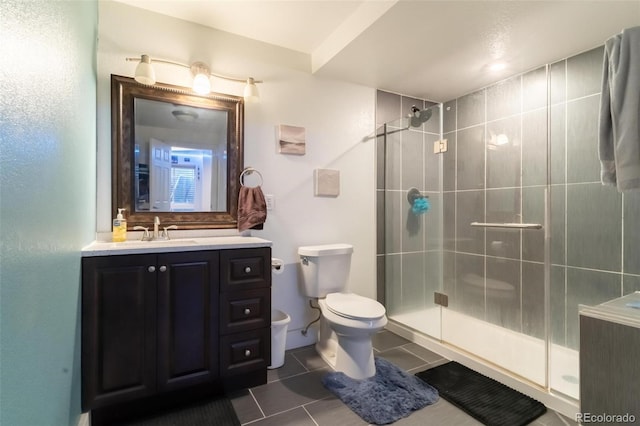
409,106,432,128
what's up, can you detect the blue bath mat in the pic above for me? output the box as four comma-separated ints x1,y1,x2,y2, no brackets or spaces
322,357,439,425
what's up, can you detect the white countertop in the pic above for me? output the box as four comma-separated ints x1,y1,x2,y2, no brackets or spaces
82,236,272,257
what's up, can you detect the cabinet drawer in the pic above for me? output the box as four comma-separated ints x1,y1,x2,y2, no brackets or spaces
220,288,270,335
220,329,270,377
220,248,271,292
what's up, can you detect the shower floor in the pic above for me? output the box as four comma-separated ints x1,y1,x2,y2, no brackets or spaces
389,308,579,400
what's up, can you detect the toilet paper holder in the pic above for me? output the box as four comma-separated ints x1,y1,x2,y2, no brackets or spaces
271,258,284,274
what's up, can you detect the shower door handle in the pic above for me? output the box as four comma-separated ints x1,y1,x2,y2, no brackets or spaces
470,222,543,230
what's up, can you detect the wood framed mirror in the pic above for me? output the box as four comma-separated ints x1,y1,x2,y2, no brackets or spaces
111,75,243,230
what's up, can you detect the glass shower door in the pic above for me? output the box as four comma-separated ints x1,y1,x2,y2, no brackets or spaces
440,68,549,388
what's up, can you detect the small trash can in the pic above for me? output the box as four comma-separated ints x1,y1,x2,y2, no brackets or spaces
269,309,291,369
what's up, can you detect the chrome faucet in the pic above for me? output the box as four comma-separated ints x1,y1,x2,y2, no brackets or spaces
161,225,178,239
133,226,152,241
153,216,161,239
134,217,177,241
153,217,178,240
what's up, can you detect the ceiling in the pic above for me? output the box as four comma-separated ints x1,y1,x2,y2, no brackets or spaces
115,0,639,101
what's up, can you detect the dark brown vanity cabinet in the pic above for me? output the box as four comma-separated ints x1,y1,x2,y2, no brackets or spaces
81,247,271,413
219,248,271,379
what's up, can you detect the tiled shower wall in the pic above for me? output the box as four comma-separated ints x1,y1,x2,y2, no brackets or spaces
545,47,640,348
376,45,640,351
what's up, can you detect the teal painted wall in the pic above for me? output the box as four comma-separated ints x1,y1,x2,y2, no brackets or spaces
0,1,97,425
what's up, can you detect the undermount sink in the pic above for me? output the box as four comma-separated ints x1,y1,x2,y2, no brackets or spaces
122,239,198,246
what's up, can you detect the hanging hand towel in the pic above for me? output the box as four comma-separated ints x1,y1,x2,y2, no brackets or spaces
238,186,267,231
598,26,640,192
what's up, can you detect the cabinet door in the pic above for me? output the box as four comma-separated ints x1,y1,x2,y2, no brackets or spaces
82,254,157,411
156,251,220,392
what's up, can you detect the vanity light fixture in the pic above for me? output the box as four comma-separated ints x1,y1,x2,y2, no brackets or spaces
126,54,262,101
243,77,259,103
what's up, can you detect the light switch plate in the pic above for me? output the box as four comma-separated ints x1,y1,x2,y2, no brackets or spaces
265,194,275,210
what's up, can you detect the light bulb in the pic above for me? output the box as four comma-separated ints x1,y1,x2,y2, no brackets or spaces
192,73,211,95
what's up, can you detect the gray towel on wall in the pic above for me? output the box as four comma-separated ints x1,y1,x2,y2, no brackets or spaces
599,26,640,192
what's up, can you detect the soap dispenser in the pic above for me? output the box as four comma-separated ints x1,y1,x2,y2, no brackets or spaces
112,208,127,242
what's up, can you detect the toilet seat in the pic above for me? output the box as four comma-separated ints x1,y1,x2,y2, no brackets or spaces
325,292,386,320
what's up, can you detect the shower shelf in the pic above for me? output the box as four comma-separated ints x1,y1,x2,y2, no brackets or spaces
470,222,543,230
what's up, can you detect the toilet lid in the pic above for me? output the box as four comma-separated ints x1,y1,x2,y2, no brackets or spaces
325,293,386,320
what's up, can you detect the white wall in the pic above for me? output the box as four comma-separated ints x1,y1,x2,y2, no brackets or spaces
98,1,377,349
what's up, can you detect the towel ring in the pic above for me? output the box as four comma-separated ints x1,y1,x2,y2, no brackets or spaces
240,167,264,187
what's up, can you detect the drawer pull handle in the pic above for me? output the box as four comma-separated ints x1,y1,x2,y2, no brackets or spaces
244,349,251,357
244,308,251,315
244,266,252,273
159,265,167,272
148,266,156,273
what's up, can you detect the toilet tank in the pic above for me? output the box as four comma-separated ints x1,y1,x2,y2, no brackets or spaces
298,244,353,298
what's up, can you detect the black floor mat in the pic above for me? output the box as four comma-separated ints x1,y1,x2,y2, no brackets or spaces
416,361,547,426
119,396,240,426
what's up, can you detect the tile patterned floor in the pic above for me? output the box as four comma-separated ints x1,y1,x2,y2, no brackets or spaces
229,330,578,426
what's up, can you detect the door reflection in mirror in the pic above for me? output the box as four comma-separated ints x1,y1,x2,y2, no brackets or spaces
133,98,227,212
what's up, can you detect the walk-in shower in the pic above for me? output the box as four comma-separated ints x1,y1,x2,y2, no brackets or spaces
376,45,640,414
376,96,569,409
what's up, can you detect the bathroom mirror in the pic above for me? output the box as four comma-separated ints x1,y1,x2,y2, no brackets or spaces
112,75,243,229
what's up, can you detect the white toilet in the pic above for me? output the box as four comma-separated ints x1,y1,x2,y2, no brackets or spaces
298,243,387,379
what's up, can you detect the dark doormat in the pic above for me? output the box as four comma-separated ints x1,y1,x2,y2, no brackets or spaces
322,357,439,425
415,361,546,426
119,395,241,426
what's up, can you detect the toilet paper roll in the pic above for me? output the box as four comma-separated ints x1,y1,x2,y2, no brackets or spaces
271,258,285,275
